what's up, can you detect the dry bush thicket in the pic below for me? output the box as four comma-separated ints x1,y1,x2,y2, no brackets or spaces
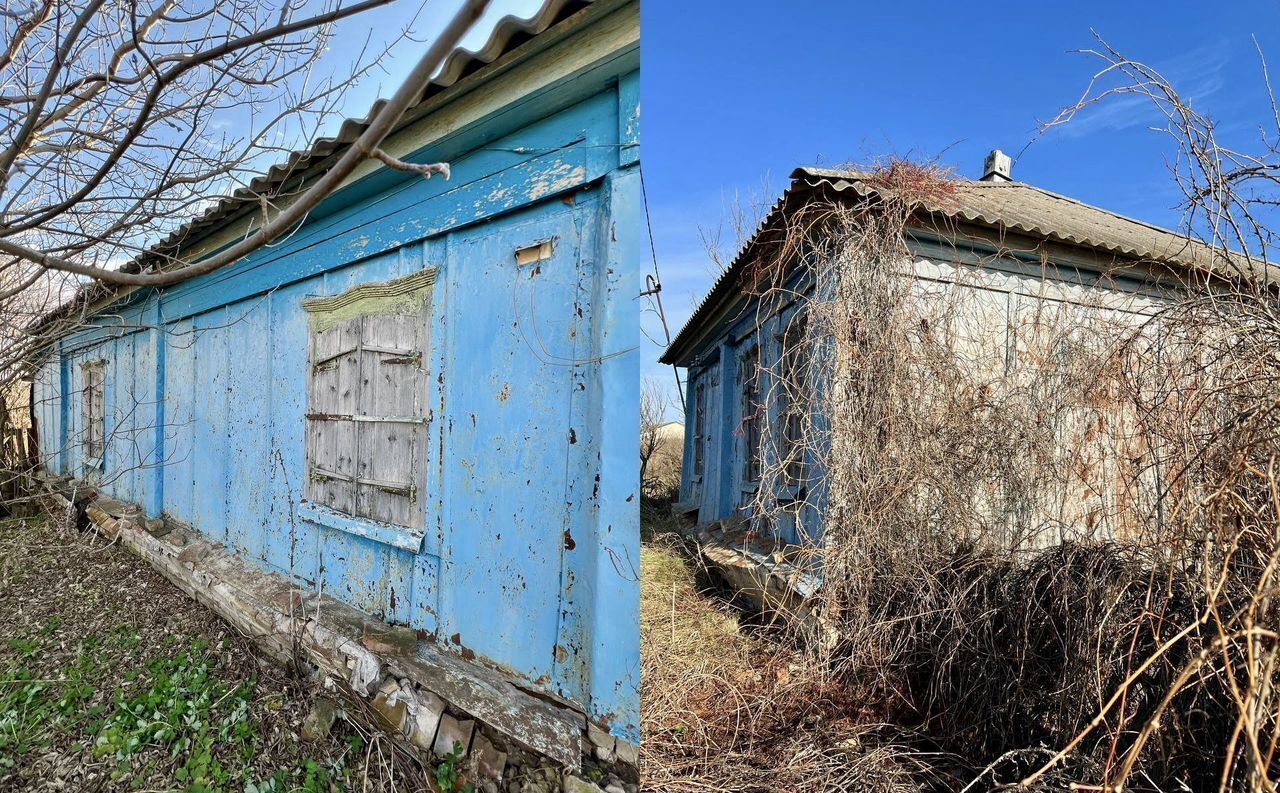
639,531,948,793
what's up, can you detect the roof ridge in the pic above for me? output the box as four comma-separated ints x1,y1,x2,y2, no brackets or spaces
128,0,594,273
664,163,1264,366
803,165,1194,243
974,179,1192,242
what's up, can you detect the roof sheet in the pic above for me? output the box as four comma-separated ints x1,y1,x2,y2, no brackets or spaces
32,0,596,335
128,0,593,273
662,166,1262,365
794,167,1237,271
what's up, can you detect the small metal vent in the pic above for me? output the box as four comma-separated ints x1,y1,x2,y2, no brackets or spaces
515,239,555,265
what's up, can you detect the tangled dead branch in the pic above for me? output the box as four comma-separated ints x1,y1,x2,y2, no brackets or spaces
699,143,1280,791
640,529,951,793
0,0,491,526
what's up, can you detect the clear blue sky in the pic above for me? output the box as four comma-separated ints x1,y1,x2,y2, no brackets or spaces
640,0,1278,400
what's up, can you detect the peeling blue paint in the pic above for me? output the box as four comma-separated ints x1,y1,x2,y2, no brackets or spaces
32,9,639,744
676,265,823,548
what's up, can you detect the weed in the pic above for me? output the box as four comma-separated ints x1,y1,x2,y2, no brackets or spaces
0,668,53,766
94,641,259,790
435,741,474,793
7,637,39,659
0,515,412,792
110,624,142,649
0,636,89,766
246,759,344,793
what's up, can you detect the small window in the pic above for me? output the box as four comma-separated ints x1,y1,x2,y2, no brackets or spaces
82,361,105,469
302,270,436,529
778,314,807,487
692,382,707,480
738,344,761,483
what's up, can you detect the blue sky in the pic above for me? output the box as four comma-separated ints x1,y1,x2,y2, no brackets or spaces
211,0,545,190
640,0,1279,400
225,0,557,193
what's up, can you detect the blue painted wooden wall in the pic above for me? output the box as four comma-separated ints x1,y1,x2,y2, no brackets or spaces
31,31,640,742
678,276,821,548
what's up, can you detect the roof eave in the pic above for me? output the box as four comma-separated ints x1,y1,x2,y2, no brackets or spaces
28,0,605,340
662,166,1266,367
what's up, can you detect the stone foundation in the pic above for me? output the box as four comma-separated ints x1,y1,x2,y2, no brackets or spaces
686,517,825,634
36,475,637,791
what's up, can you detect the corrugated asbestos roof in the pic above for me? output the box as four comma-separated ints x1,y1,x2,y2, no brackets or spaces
33,0,596,334
127,0,592,274
661,166,1261,365
795,167,1238,271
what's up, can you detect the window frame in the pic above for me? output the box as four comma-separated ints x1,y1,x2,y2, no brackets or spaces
81,360,105,471
299,269,436,545
738,343,762,485
691,381,706,482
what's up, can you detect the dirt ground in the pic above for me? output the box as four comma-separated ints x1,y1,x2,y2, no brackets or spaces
0,512,441,793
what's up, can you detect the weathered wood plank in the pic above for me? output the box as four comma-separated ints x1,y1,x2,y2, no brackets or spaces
306,318,361,513
358,312,426,527
48,485,588,769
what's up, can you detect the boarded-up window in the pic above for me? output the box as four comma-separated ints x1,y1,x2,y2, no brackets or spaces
692,382,707,480
739,344,761,483
82,361,105,467
302,270,436,529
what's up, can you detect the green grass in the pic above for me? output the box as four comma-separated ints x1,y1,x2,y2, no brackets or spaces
0,513,485,792
245,760,343,793
0,633,105,767
93,638,259,789
639,497,686,543
0,633,357,792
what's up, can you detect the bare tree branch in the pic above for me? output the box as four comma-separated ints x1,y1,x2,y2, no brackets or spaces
0,0,489,288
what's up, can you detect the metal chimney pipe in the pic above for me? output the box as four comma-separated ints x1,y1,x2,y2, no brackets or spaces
981,149,1012,182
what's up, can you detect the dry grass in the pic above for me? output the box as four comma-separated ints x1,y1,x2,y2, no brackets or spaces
639,515,948,793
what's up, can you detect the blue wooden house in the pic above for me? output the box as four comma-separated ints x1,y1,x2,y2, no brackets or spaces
29,0,639,759
663,156,1224,552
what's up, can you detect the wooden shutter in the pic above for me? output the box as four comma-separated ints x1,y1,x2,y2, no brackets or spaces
692,382,706,480
739,345,761,482
306,317,361,514
303,269,435,528
83,362,104,465
356,313,429,527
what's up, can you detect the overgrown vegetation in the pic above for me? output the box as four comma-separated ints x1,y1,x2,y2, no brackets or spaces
646,94,1280,789
639,511,945,792
0,513,438,792
761,154,1280,790
433,742,473,793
